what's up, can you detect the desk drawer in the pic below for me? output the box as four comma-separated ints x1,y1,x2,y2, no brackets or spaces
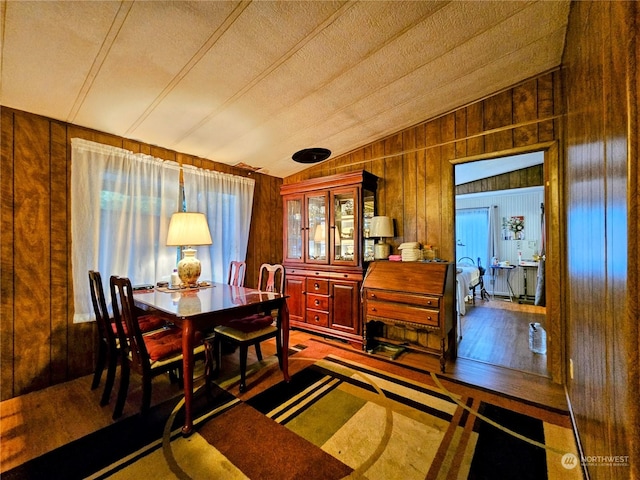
306,278,329,295
365,289,440,309
307,294,329,311
366,300,439,327
307,309,329,327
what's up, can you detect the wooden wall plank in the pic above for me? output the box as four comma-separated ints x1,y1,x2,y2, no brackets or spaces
13,112,52,394
402,128,417,242
50,121,71,384
1,109,15,400
513,79,539,146
484,90,514,152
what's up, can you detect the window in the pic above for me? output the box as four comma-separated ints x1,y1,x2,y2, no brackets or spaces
71,139,254,322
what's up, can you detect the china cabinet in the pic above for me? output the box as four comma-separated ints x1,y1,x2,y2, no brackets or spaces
280,171,377,346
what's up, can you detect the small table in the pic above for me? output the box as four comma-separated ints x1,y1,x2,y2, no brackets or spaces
134,283,289,435
518,262,539,304
490,265,516,301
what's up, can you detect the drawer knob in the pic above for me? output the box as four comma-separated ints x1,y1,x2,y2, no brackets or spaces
314,299,320,306
371,307,377,312
314,283,320,290
314,315,320,321
427,316,432,321
427,300,432,305
370,293,376,298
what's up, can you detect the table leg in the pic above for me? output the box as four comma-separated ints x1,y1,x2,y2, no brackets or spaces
181,319,194,436
506,268,515,302
280,299,290,382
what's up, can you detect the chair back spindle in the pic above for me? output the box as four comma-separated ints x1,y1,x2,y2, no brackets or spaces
228,261,246,287
258,263,284,294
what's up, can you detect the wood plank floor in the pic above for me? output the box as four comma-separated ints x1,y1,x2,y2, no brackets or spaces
0,329,567,474
457,296,548,376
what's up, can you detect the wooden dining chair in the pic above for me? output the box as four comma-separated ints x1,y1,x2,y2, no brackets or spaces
89,270,121,406
89,271,167,406
212,263,285,392
228,260,246,287
109,275,205,418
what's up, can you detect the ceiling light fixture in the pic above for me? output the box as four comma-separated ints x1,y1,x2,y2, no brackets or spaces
292,148,331,164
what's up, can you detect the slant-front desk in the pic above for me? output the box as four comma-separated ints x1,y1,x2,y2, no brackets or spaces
362,261,456,372
134,283,290,435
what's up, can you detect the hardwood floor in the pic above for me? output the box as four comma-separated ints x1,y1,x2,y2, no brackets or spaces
0,329,567,474
457,296,548,376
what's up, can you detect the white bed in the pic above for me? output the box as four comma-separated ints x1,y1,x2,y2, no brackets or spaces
456,258,481,316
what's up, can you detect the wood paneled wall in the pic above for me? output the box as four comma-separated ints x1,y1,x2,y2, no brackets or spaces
285,70,564,383
563,2,639,479
455,164,543,195
0,108,282,399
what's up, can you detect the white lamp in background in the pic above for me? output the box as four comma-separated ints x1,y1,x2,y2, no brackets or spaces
166,212,212,286
370,216,394,259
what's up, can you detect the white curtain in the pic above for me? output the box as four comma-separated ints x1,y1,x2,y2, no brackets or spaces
181,164,255,285
71,139,255,323
455,206,500,269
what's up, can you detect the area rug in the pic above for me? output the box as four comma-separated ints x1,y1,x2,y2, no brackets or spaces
4,339,583,479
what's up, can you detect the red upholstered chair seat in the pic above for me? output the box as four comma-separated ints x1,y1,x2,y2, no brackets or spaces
143,328,184,362
224,313,274,333
111,314,166,336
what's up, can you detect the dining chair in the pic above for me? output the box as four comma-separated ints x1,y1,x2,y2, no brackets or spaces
89,271,167,406
109,275,205,419
89,270,121,406
203,260,247,382
212,263,285,392
228,260,246,287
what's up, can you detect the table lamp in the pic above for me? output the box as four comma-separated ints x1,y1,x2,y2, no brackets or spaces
370,216,394,259
166,212,212,286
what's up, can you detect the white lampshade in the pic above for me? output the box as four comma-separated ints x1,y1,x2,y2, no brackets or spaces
166,212,212,246
369,216,394,238
314,224,341,245
166,212,212,286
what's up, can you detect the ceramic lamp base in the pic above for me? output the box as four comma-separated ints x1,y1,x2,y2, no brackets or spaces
177,248,201,286
374,242,391,260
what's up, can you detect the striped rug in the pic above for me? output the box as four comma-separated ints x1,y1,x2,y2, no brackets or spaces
6,340,583,479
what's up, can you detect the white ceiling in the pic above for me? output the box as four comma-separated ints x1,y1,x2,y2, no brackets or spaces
0,1,570,179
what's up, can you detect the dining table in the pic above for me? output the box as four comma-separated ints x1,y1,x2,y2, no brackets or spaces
133,282,290,435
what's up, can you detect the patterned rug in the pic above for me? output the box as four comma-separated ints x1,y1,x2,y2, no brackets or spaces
4,339,583,480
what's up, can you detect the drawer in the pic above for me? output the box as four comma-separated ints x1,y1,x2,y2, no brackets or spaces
306,309,329,327
366,300,439,327
306,294,329,311
306,278,329,295
365,289,440,309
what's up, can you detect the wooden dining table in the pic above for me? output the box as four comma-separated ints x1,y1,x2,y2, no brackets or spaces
133,283,290,435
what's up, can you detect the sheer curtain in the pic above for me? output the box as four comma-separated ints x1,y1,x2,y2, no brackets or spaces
455,206,500,269
181,164,255,284
71,139,180,322
71,139,255,323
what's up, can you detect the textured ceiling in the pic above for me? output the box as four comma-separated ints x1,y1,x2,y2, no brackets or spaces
0,1,570,178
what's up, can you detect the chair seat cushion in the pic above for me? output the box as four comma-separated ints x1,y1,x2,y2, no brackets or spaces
221,313,275,333
138,314,166,333
214,324,278,342
143,328,183,361
111,314,166,336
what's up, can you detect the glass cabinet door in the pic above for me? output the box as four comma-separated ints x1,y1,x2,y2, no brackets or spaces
306,193,328,263
284,195,304,262
332,189,358,265
363,187,375,262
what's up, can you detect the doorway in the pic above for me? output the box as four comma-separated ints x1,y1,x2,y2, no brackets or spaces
454,152,548,377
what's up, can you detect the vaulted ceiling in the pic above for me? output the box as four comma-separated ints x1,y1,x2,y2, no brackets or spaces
0,1,570,178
